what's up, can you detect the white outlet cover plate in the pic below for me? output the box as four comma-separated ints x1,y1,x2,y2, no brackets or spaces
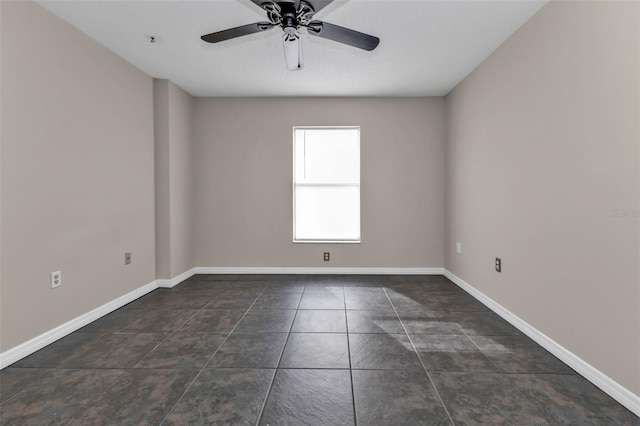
456,242,462,254
51,271,62,288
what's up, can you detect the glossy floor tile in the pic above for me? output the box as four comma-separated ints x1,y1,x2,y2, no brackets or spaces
471,335,576,374
203,290,260,309
118,309,200,333
0,368,50,404
509,374,640,426
134,333,226,369
349,333,424,371
346,309,404,334
206,332,288,368
1,274,636,425
234,308,296,332
279,333,350,368
12,332,167,369
0,369,125,425
412,334,496,373
261,369,354,426
431,372,550,425
299,291,346,309
454,311,521,336
124,291,214,310
251,291,303,310
177,308,245,333
398,310,462,335
386,291,445,313
345,291,394,310
163,368,274,425
352,369,450,425
291,309,347,333
68,368,198,425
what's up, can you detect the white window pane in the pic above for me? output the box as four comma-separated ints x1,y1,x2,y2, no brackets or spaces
295,185,360,241
299,128,359,183
293,130,306,182
293,129,305,182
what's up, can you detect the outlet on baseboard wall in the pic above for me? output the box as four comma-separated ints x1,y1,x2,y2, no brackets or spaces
323,252,330,262
456,242,462,255
495,257,502,273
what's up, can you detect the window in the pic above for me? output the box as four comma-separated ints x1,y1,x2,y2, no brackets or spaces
293,127,360,242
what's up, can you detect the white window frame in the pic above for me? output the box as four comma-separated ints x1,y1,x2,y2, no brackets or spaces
292,126,361,244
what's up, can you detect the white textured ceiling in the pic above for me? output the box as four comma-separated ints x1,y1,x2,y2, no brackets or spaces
36,0,547,97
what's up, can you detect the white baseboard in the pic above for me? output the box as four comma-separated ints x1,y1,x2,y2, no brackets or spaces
195,267,444,275
0,280,158,370
157,267,197,288
443,269,640,418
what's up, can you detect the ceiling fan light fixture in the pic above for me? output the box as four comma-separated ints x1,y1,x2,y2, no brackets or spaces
282,31,303,71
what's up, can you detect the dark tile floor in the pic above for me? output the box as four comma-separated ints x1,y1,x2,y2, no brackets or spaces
1,274,638,425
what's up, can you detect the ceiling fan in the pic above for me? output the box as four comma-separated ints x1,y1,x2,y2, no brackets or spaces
200,0,380,70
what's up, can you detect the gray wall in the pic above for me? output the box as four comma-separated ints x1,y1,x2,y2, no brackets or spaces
154,80,171,278
445,1,640,394
154,80,195,279
0,2,155,350
193,98,445,268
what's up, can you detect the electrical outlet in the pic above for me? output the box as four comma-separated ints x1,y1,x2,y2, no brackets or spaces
51,271,62,289
125,252,131,265
323,252,330,262
456,242,462,255
495,257,502,273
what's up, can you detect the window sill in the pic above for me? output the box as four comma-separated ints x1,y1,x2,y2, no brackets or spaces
293,240,361,244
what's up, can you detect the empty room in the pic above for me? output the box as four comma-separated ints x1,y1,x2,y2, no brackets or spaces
1,0,639,424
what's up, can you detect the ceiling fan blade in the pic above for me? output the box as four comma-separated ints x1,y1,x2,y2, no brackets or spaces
307,21,379,51
201,22,274,43
249,0,265,9
282,32,303,70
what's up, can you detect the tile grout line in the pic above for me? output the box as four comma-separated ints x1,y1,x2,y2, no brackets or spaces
159,286,266,426
254,283,305,426
382,286,457,426
344,285,358,426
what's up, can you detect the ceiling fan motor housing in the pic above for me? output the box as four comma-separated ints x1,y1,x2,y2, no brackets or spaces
263,1,315,31
281,7,297,28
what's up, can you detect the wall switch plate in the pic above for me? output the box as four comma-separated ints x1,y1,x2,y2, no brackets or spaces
51,271,62,288
495,257,502,273
456,242,462,254
323,252,330,262
125,252,131,265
